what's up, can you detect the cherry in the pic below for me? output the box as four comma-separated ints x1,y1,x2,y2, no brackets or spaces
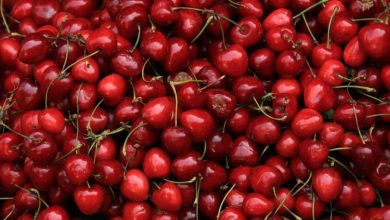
40,66,74,102
200,161,227,191
219,207,246,220
226,108,250,135
114,97,143,124
63,0,96,17
242,193,274,217
29,163,57,191
381,65,390,90
110,47,144,77
206,88,237,119
129,117,160,147
197,66,227,89
330,13,358,45
229,166,252,192
312,167,343,202
246,115,281,145
225,189,246,207
37,206,69,220
358,23,390,59
272,93,299,122
291,108,324,138
15,79,43,111
71,56,100,83
335,180,361,210
18,33,49,64
294,193,326,220
214,44,248,77
171,151,202,181
333,102,367,131
121,169,149,202
263,8,293,32
150,0,177,26
312,42,342,68
298,139,329,170
64,154,94,186
275,49,306,78
230,17,264,48
142,97,175,129
266,156,292,184
368,159,390,192
319,122,344,148
164,37,191,73
265,25,296,52
355,67,383,91
343,36,367,68
359,180,377,206
140,30,168,62
175,9,203,41
38,108,65,134
143,148,171,179
206,131,233,161
48,185,70,205
238,0,264,18
162,126,192,155
0,38,20,67
97,73,127,106
152,182,183,212
123,202,152,220
31,0,60,25
249,48,275,79
250,165,283,197
199,191,221,219
74,184,104,215
116,5,147,39
94,160,123,186
54,40,82,69
232,76,265,104
77,107,109,134
10,0,33,20
23,130,58,165
318,59,346,86
177,184,196,208
275,129,300,158
180,109,215,143
0,132,22,162
272,78,301,98
229,136,259,166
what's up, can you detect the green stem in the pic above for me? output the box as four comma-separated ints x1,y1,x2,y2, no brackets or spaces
302,14,318,44
328,156,359,183
293,0,329,19
216,184,236,220
62,50,100,73
327,6,339,49
333,85,376,93
192,15,213,44
169,81,179,127
0,0,10,33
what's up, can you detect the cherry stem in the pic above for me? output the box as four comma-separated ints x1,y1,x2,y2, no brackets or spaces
376,190,384,207
352,104,365,144
302,14,318,44
130,25,141,53
86,99,104,136
292,172,313,197
61,39,70,72
194,177,202,220
312,191,316,220
0,197,13,200
164,176,197,184
272,187,303,220
0,0,10,33
199,75,225,91
0,122,31,140
352,17,384,22
357,90,385,103
3,207,14,220
328,156,360,183
216,184,236,220
152,182,161,190
333,85,376,93
199,141,207,160
253,96,287,121
329,147,352,152
215,15,227,49
169,81,179,127
293,0,328,19
259,145,270,162
141,58,162,82
121,123,147,158
274,181,302,214
366,113,390,118
191,15,213,44
327,6,339,49
61,50,100,74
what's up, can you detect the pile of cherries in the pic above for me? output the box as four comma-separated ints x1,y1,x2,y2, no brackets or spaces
0,0,389,219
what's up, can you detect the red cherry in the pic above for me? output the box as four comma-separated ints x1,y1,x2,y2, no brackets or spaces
271,78,301,98
333,103,367,131
358,23,390,59
214,44,248,77
143,148,171,179
23,131,58,165
263,8,293,32
121,169,150,202
150,0,178,26
312,167,343,202
272,93,299,122
162,126,192,155
335,180,361,210
71,56,100,83
171,151,202,181
175,10,203,41
238,0,264,18
359,180,376,206
219,207,246,220
31,0,60,25
0,132,22,162
142,97,175,130
37,206,69,220
319,122,344,148
140,30,168,62
38,108,65,134
242,193,274,217
77,107,109,134
70,83,98,110
250,165,283,197
74,184,104,215
294,193,326,219
0,38,20,67
291,108,324,138
230,17,264,48
265,26,296,52
110,48,144,77
206,131,233,161
275,49,306,78
298,139,329,170
226,108,250,135
249,48,275,79
275,129,301,158
232,76,265,104
206,88,237,119
93,160,123,186
312,43,342,68
29,163,57,191
318,59,346,86
343,36,367,68
116,5,147,39
18,33,49,64
64,154,94,186
97,73,127,106
304,78,336,112
164,37,191,73
381,65,390,90
152,182,183,212
330,13,358,44
200,161,227,191
123,202,152,220
246,115,281,145
199,191,221,219
229,136,259,166
180,109,215,143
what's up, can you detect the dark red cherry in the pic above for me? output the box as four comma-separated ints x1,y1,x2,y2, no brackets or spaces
180,109,216,143
162,126,192,155
200,161,227,191
250,165,283,197
214,44,248,78
230,17,264,48
263,8,293,32
334,103,367,131
206,88,237,119
229,136,259,167
94,160,123,186
298,139,329,170
175,10,203,41
31,0,60,25
23,131,58,165
304,78,336,112
142,97,175,130
171,151,202,181
64,154,94,186
0,132,22,162
206,131,233,161
265,25,296,52
116,5,148,39
164,38,191,73
275,49,305,78
150,0,178,26
111,48,144,77
18,33,49,64
352,142,382,174
249,48,275,79
232,76,265,104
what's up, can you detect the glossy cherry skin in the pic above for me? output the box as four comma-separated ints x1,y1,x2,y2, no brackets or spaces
355,67,382,91
343,36,367,68
123,202,152,220
38,108,65,134
200,161,227,191
69,83,98,110
129,117,160,147
330,13,358,44
294,193,326,219
214,44,248,77
150,0,178,26
272,93,299,123
227,108,250,135
333,103,367,131
93,160,123,186
142,97,175,130
246,115,281,145
318,59,346,86
298,139,329,170
250,165,283,197
164,38,191,73
359,180,376,206
272,78,301,98
312,43,342,68
71,56,100,83
219,207,246,220
0,38,20,67
74,184,104,215
229,136,259,167
263,8,293,32
265,25,296,52
0,132,22,162
116,5,147,39
312,167,343,202
31,0,60,25
180,109,215,143
199,191,221,219
18,33,49,64
242,193,274,217
64,154,94,186
23,131,58,165
171,151,202,181
319,122,344,148
175,10,203,41
86,28,116,56
114,97,143,124
162,126,192,156
152,182,183,212
15,79,43,111
225,189,246,207
230,17,264,48
110,48,144,77
249,48,275,79
143,148,171,179
37,206,70,220
206,88,237,119
140,30,168,62
381,65,390,90
121,169,149,202
77,107,109,134
40,66,74,102
97,73,127,106
304,78,336,112
335,180,361,210
275,129,300,158
358,23,390,59
367,158,389,188
275,49,305,78
232,76,265,104
205,131,233,161
0,162,28,194
291,108,323,138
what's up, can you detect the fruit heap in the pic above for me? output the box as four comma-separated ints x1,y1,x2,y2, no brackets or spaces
0,0,389,219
